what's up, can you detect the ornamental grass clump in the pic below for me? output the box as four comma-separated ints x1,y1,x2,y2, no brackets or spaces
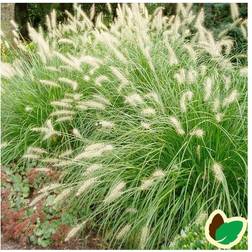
1,3,247,249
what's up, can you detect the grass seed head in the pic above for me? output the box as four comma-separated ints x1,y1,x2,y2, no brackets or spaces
76,177,97,196
104,181,126,204
168,116,185,135
116,224,132,240
180,91,193,113
212,162,225,183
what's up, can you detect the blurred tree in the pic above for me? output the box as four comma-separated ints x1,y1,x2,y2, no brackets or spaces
1,3,15,40
15,3,28,38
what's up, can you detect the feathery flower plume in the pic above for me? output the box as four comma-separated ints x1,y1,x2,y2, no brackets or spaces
90,4,96,20
110,66,129,90
65,9,75,21
23,154,40,160
29,192,49,207
183,44,197,62
76,104,88,111
45,66,60,72
25,106,33,112
53,160,73,167
83,143,113,154
211,162,225,183
230,3,239,21
144,91,161,104
239,67,247,77
58,149,73,158
106,3,112,14
215,112,223,123
222,89,239,108
53,188,72,206
97,120,114,129
65,93,82,101
0,142,8,149
189,128,204,138
39,183,61,194
140,178,155,190
180,229,187,238
223,76,231,90
141,121,151,130
74,143,113,160
125,93,144,107
174,68,186,84
41,158,60,164
166,42,178,65
61,98,74,103
79,55,103,68
76,177,97,196
27,147,47,154
196,145,201,160
212,97,220,113
72,128,83,139
77,100,106,110
12,30,19,39
56,116,73,122
46,15,52,31
141,107,156,117
28,24,51,63
140,226,149,249
203,77,213,102
93,94,111,105
168,116,185,135
180,91,193,113
104,181,126,204
83,75,90,81
0,62,16,79
65,221,86,242
95,75,109,87
50,110,75,117
116,224,132,240
125,208,138,214
95,12,109,30
58,77,78,91
10,19,18,30
50,9,57,29
39,79,60,88
195,212,208,225
200,65,207,76
96,32,128,64
54,51,80,71
140,169,165,190
139,42,155,72
152,169,166,178
32,119,60,140
240,24,247,39
51,101,72,108
59,65,72,71
84,164,103,176
187,69,197,84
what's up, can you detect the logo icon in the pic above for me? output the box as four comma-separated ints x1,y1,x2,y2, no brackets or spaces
205,209,247,249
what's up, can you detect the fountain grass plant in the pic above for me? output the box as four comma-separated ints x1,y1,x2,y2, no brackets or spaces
1,3,247,249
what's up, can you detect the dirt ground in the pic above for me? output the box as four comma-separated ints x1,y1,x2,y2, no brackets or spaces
1,240,34,250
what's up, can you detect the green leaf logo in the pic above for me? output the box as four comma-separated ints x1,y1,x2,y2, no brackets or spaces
205,210,247,249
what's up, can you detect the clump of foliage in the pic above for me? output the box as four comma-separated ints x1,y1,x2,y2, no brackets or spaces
1,3,247,249
1,167,79,248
